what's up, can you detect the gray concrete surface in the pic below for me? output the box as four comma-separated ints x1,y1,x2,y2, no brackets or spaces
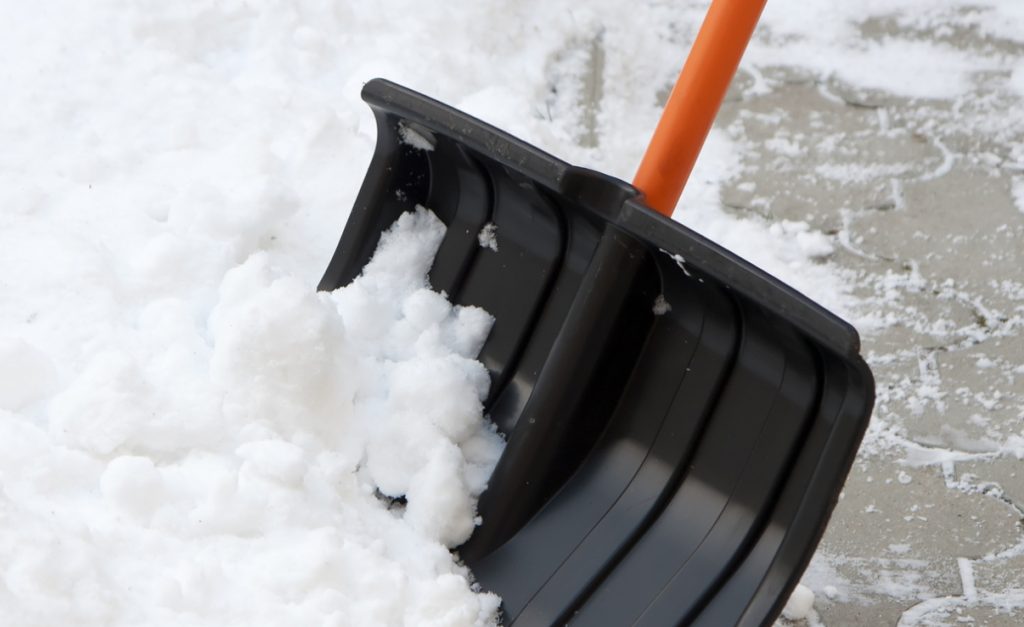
711,31,1024,627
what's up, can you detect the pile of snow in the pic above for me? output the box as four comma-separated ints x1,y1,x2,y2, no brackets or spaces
1,1,527,623
1,209,503,625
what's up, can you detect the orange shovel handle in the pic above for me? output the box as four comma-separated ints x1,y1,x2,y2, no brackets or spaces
632,0,767,217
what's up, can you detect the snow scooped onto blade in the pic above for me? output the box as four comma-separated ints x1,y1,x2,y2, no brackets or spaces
320,1,873,624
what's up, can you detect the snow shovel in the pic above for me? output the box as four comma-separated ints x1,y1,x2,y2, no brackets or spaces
319,0,874,624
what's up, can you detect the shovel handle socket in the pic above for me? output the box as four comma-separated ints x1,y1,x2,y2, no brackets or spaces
632,0,767,217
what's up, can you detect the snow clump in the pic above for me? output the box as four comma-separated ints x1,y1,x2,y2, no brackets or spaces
0,208,504,626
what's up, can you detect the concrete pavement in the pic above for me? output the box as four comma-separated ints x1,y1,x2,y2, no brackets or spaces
714,27,1024,625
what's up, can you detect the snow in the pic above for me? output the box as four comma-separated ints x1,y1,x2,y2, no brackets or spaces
1011,66,1024,99
1,206,503,625
1012,177,1024,215
2,0,1023,624
399,123,436,152
752,1,1017,100
652,295,672,316
0,338,58,411
781,584,816,621
477,223,498,252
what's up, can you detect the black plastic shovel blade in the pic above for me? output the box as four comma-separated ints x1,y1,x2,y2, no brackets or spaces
319,79,875,627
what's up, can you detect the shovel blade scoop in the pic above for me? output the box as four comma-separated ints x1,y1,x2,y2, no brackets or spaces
319,79,874,626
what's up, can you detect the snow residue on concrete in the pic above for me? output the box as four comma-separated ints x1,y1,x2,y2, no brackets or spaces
1010,66,1024,99
751,1,1024,101
814,162,914,184
680,129,859,323
1012,177,1024,215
